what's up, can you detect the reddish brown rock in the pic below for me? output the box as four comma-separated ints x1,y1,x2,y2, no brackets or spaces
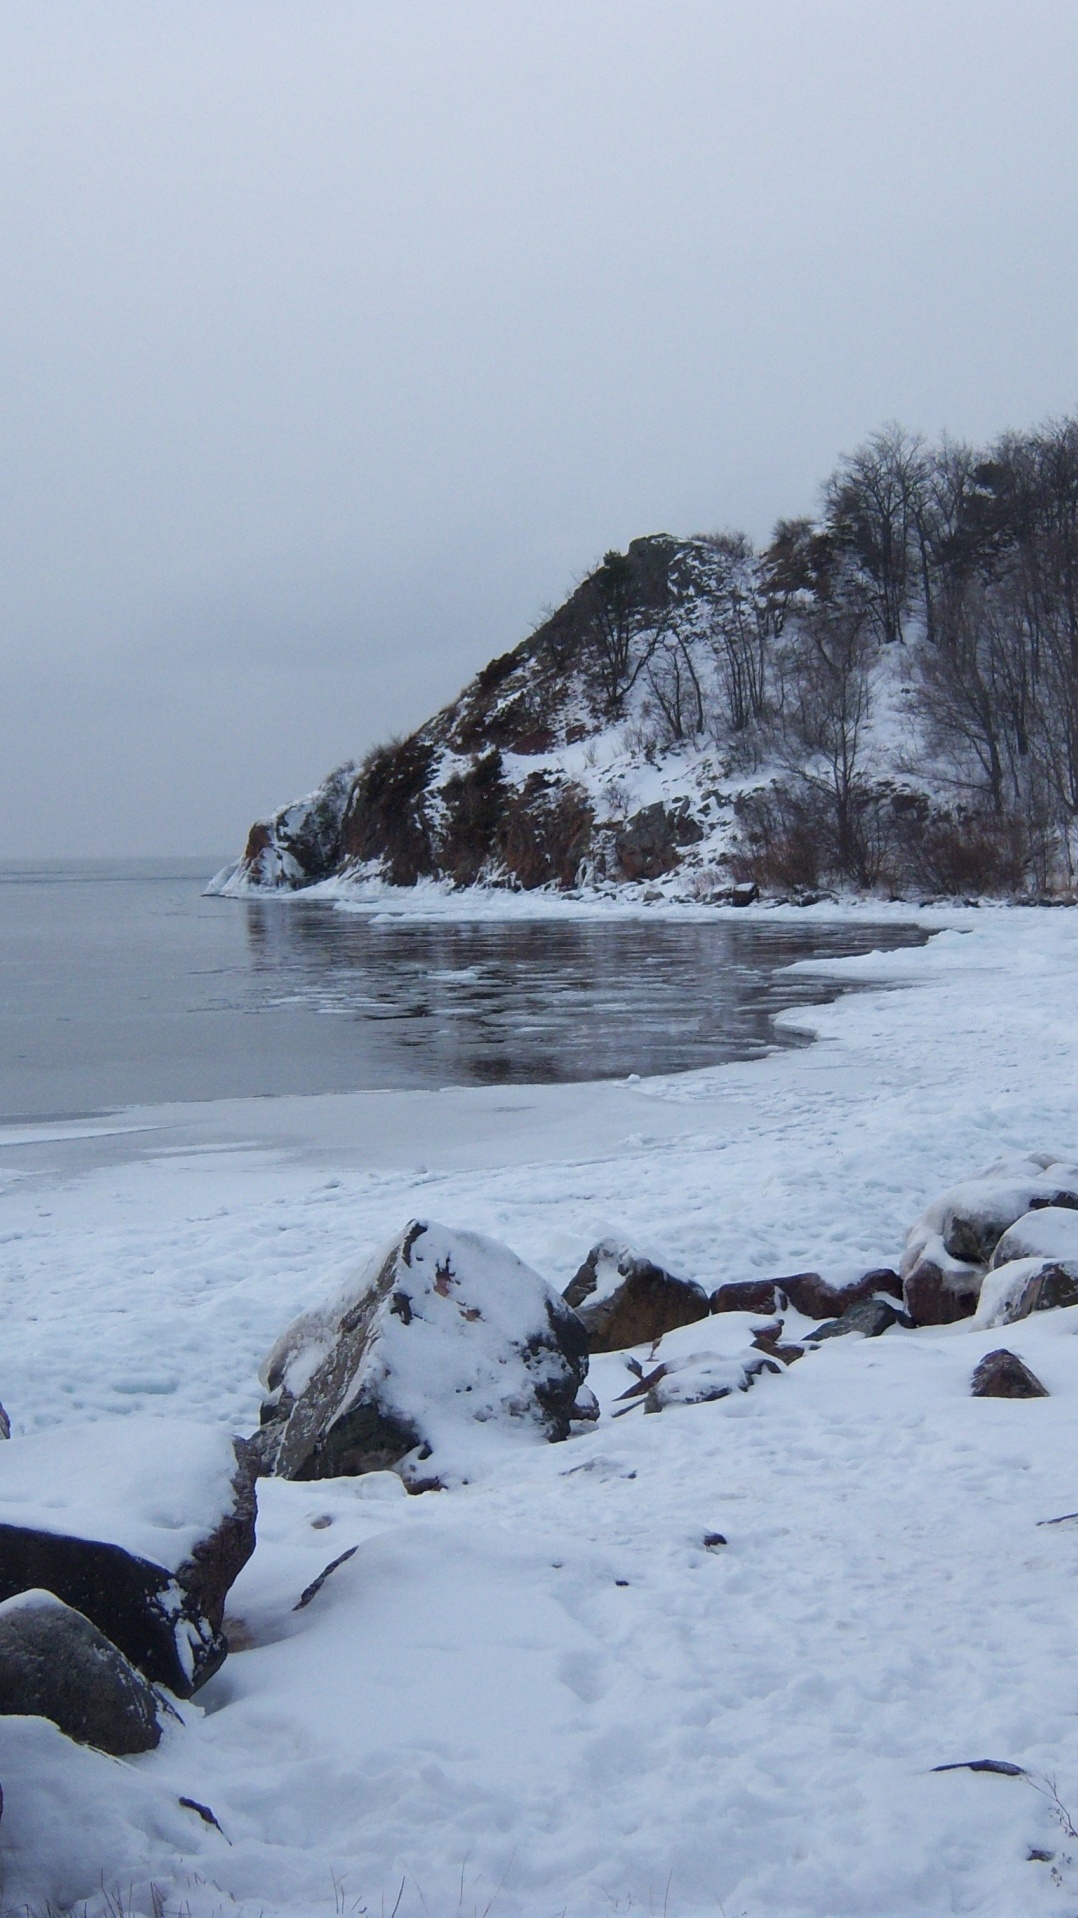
567,1242,710,1352
970,1349,1049,1399
780,1269,902,1319
903,1255,982,1326
709,1280,783,1316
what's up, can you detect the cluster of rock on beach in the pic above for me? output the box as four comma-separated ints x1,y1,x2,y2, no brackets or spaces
0,1151,1075,1775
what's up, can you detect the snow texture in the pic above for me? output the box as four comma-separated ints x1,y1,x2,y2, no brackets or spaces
5,904,1078,1914
0,1417,244,1571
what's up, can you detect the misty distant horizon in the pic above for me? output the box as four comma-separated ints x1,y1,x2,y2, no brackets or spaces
2,1,1076,858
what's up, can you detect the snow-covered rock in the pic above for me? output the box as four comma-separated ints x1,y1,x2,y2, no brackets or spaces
258,1220,591,1488
642,1349,780,1413
563,1239,710,1352
973,1254,1078,1328
989,1204,1078,1272
0,1588,161,1754
0,1419,257,1695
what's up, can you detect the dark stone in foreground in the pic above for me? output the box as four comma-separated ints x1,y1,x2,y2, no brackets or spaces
0,1590,161,1754
0,1523,220,1696
566,1242,710,1352
970,1350,1049,1399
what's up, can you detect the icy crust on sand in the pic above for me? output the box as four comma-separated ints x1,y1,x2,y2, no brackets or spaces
0,1418,243,1572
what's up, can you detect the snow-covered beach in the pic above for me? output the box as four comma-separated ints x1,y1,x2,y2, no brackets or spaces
3,901,1078,1916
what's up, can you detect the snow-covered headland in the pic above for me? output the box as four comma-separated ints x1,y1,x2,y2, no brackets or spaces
2,902,1078,1915
212,421,1078,908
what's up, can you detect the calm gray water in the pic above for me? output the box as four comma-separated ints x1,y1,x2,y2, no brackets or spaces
0,859,929,1121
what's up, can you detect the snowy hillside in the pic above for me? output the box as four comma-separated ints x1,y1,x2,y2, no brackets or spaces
212,418,1078,904
211,536,954,907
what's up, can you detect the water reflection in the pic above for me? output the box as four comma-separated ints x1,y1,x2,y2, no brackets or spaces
239,905,929,1085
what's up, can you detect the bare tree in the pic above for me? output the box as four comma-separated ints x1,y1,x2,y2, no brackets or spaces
780,577,878,880
825,425,929,645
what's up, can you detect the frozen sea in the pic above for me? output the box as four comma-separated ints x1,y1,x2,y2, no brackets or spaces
0,857,929,1119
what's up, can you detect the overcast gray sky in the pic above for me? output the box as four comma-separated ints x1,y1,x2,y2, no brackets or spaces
2,1,1076,858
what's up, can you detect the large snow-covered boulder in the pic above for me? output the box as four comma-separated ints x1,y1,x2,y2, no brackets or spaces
0,1419,257,1696
564,1241,710,1352
258,1220,591,1489
0,1589,161,1755
901,1154,1078,1324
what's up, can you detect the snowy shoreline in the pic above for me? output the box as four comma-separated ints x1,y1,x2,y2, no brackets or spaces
3,906,1078,1915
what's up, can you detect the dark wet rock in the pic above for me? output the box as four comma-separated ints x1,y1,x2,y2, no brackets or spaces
711,1269,904,1323
260,1220,590,1488
0,1589,161,1754
0,1403,8,1441
970,1349,1049,1399
565,1241,710,1352
807,1297,907,1342
0,1423,257,1697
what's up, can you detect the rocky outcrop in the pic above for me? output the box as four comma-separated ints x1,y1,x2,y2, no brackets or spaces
258,1221,591,1488
564,1241,710,1352
0,1421,257,1696
0,1590,161,1754
613,803,703,882
970,1349,1049,1398
211,763,355,893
